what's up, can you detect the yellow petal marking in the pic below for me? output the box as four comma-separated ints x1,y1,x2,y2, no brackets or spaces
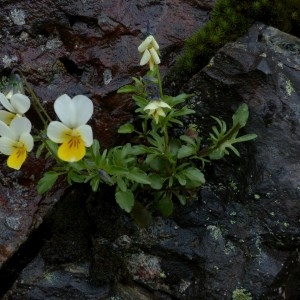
58,134,86,162
3,112,16,125
7,145,27,170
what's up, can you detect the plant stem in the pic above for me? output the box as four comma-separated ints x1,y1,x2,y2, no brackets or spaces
155,65,163,98
21,74,52,127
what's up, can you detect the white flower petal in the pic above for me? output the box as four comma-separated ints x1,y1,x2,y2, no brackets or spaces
0,136,15,155
144,100,170,111
47,121,71,143
144,101,159,111
149,47,161,65
156,108,166,117
158,101,171,109
20,133,34,152
10,93,31,114
139,49,151,66
0,92,14,112
54,94,75,127
72,95,93,126
151,37,160,50
77,124,93,147
0,120,15,140
0,110,16,125
10,117,32,137
5,89,14,100
138,35,154,53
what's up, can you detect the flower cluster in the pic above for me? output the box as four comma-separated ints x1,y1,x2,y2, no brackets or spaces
0,88,94,169
0,92,33,170
138,35,160,70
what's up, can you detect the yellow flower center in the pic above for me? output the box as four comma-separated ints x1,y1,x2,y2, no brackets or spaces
8,144,27,170
58,131,86,162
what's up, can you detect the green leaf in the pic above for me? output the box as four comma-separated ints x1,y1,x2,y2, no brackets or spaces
69,161,85,171
183,167,205,186
170,107,195,118
149,173,164,189
121,143,133,159
180,134,196,145
117,85,137,93
169,139,181,156
163,93,193,107
157,195,173,216
232,103,249,127
35,142,45,158
209,148,225,160
131,145,149,155
98,169,114,185
147,155,166,172
132,95,148,107
177,144,195,159
175,173,187,186
234,133,257,143
90,176,100,192
99,149,108,166
118,123,135,134
92,139,100,158
130,201,152,227
45,140,58,154
127,167,151,184
67,171,85,184
37,171,59,194
173,192,187,205
115,189,135,213
227,144,240,157
117,177,127,192
147,130,165,151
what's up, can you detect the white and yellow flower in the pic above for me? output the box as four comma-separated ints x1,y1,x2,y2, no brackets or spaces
138,35,161,70
0,117,34,170
144,100,171,124
47,94,94,162
0,92,30,125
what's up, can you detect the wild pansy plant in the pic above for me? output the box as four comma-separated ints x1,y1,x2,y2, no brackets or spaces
0,34,256,224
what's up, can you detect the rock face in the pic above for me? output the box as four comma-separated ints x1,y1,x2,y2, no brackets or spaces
0,0,212,146
2,22,300,299
0,0,212,294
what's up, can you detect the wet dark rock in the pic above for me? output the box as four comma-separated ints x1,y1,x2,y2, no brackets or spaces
176,22,300,299
3,254,110,300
